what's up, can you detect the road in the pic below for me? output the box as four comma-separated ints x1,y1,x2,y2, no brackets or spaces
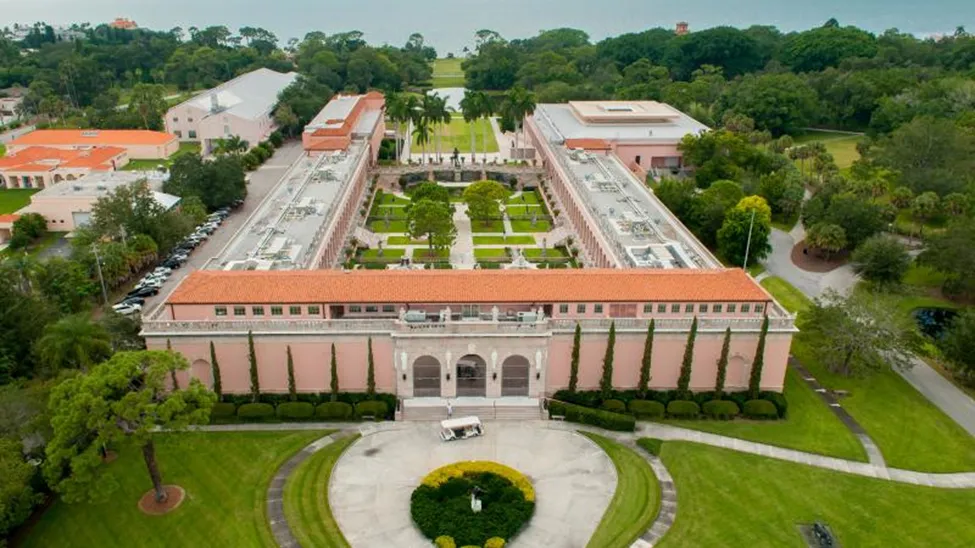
141,142,306,318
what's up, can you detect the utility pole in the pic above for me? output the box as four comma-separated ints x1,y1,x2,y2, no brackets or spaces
92,245,109,306
742,209,756,272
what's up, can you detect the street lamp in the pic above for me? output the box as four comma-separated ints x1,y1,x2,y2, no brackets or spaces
91,245,110,306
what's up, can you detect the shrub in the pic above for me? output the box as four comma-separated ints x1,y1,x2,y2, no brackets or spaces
236,403,275,421
276,402,315,420
435,536,456,548
422,461,535,502
637,438,664,456
666,400,700,419
600,399,626,413
484,538,506,548
316,401,354,420
743,399,779,419
268,131,284,147
702,400,740,420
627,399,665,419
548,401,635,432
760,391,788,418
355,400,388,420
211,402,237,418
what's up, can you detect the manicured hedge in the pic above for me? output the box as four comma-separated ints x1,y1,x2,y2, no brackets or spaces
549,400,636,432
276,402,315,420
743,399,779,419
355,400,388,420
702,400,740,420
435,537,456,548
316,401,354,420
637,438,664,456
211,402,237,418
222,392,397,420
628,399,665,419
237,403,275,421
553,389,787,419
600,399,626,413
484,538,506,548
666,400,700,419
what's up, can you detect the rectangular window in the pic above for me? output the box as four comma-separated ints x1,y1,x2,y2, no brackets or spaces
173,117,179,123
713,304,723,313
224,125,230,135
173,130,182,138
658,304,667,313
234,306,246,316
215,306,227,316
559,304,569,314
382,304,395,313
685,304,694,313
699,304,708,313
643,303,652,314
365,305,379,313
741,304,751,313
594,304,603,314
727,303,736,313
577,304,586,314
271,306,283,316
187,117,194,122
188,130,197,138
671,304,680,313
290,306,302,315
349,305,362,313
307,305,321,315
635,154,642,165
252,306,264,316
755,304,764,314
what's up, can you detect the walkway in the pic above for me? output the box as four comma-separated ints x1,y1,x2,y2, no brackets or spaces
450,203,475,269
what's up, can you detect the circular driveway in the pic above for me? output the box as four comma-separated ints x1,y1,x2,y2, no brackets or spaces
329,422,617,547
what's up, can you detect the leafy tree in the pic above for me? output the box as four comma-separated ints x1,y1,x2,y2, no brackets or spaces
166,339,179,390
748,316,769,398
286,346,296,402
127,83,168,130
717,196,773,267
0,438,40,541
599,322,616,399
409,182,451,206
248,330,259,402
273,103,300,137
873,117,975,196
366,337,375,397
165,154,246,211
407,199,456,257
44,350,216,503
939,309,975,379
807,192,885,249
890,186,914,208
209,341,222,397
806,222,848,258
462,180,508,227
719,72,818,135
8,213,47,250
213,135,248,156
34,314,112,374
665,26,766,79
757,170,804,220
803,290,914,376
568,323,581,393
851,235,911,285
34,257,96,314
943,193,970,216
911,192,941,234
677,317,698,398
499,86,536,152
329,343,339,402
715,328,731,399
677,130,755,188
919,219,975,297
99,311,145,353
779,24,878,72
638,320,654,398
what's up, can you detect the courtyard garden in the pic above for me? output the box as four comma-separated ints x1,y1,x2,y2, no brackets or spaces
0,188,37,214
791,129,862,170
122,142,201,171
411,115,499,155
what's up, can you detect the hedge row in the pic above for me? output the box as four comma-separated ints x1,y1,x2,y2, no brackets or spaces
552,389,787,419
435,538,506,548
637,438,664,456
556,396,777,422
220,399,389,423
548,400,635,432
220,392,397,420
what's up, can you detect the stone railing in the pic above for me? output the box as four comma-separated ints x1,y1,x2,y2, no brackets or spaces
395,320,550,335
141,318,397,336
549,316,796,333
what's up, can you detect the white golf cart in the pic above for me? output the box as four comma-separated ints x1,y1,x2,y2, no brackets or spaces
440,416,484,442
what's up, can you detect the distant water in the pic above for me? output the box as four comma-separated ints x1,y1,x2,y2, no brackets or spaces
4,0,973,54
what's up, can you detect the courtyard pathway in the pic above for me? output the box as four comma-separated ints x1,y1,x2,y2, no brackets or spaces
450,203,475,269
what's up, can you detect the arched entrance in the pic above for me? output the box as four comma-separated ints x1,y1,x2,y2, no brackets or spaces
191,359,211,386
413,355,441,397
456,354,487,397
501,355,530,397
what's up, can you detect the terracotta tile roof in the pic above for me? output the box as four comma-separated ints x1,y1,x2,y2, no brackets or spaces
9,129,176,147
0,146,125,171
0,214,20,224
564,138,612,150
168,269,771,305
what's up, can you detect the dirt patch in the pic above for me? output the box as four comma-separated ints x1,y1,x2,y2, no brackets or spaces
138,485,186,515
102,450,119,464
791,240,849,273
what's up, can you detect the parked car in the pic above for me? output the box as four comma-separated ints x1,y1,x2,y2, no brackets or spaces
118,296,145,307
113,303,142,316
153,267,172,275
127,286,159,298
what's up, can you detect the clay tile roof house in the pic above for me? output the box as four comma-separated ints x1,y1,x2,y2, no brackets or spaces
7,129,178,160
0,146,128,190
302,91,386,163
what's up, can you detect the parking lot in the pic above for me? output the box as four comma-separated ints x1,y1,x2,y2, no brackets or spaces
135,142,306,318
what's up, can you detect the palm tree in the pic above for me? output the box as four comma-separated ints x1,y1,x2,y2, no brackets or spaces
422,92,450,163
35,314,113,373
476,91,494,163
501,87,536,158
214,135,248,156
412,118,432,165
460,90,480,163
434,95,452,163
385,92,408,164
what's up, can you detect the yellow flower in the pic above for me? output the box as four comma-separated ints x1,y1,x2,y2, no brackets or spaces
421,461,535,502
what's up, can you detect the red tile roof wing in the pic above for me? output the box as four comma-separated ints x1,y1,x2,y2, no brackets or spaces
0,146,125,171
565,138,612,150
9,130,176,147
167,269,771,305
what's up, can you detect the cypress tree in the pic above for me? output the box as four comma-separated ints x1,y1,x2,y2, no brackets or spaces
715,328,731,399
677,317,698,398
568,323,581,393
749,316,770,399
330,343,339,402
286,345,297,402
599,321,616,399
366,337,376,397
638,319,655,398
209,341,222,397
166,339,179,390
248,330,260,402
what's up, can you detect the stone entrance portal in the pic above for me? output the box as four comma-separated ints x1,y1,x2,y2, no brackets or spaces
456,354,487,397
413,355,442,397
501,355,530,397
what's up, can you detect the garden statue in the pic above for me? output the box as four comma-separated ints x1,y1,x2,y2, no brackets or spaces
452,147,461,168
471,486,484,513
377,240,384,257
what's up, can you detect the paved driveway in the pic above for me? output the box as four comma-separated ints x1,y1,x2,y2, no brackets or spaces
330,422,616,548
763,227,858,298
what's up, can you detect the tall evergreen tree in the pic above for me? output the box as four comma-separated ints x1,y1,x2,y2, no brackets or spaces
366,337,376,397
286,345,296,401
209,341,222,397
638,320,655,398
166,339,179,390
715,328,731,399
677,317,698,398
568,323,581,392
248,330,259,402
749,316,770,399
599,322,616,399
329,343,339,402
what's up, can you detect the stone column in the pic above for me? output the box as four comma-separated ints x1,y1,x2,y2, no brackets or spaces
532,349,545,398
487,350,501,398
443,350,456,398
398,350,410,398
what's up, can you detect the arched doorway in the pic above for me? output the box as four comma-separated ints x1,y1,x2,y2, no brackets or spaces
413,355,441,397
191,359,211,386
456,354,487,397
501,355,530,397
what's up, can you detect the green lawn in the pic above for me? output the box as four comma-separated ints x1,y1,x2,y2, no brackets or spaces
747,263,766,277
760,276,812,314
122,142,201,171
790,130,862,170
904,264,948,289
505,204,544,217
1,231,66,260
22,431,329,548
412,116,499,154
507,191,541,205
581,433,660,548
368,220,408,233
470,220,506,233
368,205,408,220
656,441,975,548
665,368,867,461
0,142,6,156
374,193,410,206
473,235,536,245
431,57,465,88
386,236,427,245
473,248,508,260
523,247,567,259
510,219,552,232
0,188,38,214
359,248,405,260
283,434,359,548
413,247,449,260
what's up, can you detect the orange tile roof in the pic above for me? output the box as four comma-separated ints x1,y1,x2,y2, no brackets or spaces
565,138,612,150
0,146,126,171
9,129,176,147
168,269,771,305
0,214,20,224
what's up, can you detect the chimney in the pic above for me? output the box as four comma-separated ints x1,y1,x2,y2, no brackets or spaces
676,22,689,36
209,93,220,113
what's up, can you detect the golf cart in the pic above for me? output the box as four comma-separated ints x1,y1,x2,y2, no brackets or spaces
440,416,484,441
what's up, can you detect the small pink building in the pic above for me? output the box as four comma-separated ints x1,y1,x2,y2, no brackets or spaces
302,92,386,165
0,146,128,190
143,269,795,402
6,129,177,160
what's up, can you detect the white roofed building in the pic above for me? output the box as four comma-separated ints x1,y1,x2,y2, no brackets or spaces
165,68,298,155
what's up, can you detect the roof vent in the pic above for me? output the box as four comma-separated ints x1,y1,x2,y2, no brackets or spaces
81,130,99,137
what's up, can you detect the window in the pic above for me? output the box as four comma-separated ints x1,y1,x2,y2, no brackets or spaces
173,130,182,138
271,306,282,316
635,155,642,165
671,304,680,313
658,304,667,313
308,305,321,315
685,304,694,313
173,117,179,123
741,304,751,313
643,303,652,314
215,306,227,316
224,125,230,135
577,304,586,314
234,306,245,316
699,304,708,313
290,306,302,315
559,304,569,314
365,305,379,313
349,305,362,313
252,306,264,316
188,130,197,138
727,304,736,313
594,304,604,314
187,117,194,122
713,304,723,313
382,304,395,313
755,304,764,314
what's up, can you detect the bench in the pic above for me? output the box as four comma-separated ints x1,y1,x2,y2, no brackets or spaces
550,415,566,421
